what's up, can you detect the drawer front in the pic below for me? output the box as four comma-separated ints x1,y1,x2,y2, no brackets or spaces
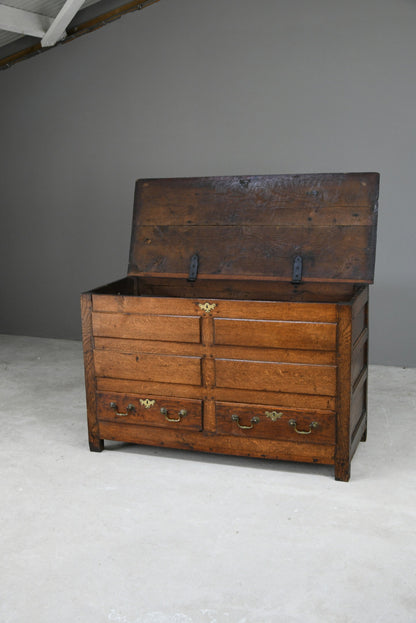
97,392,202,431
92,312,201,343
214,318,336,351
216,402,335,444
215,359,336,396
94,350,202,386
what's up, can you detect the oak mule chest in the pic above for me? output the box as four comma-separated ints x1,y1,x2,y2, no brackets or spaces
81,173,379,481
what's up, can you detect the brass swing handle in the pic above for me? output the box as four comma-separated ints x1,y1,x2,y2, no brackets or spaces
160,407,187,422
231,414,260,430
289,419,319,435
110,402,135,417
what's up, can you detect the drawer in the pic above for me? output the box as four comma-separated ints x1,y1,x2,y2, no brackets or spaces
92,312,201,343
213,318,336,351
215,359,336,396
97,392,202,431
216,401,335,444
94,350,202,386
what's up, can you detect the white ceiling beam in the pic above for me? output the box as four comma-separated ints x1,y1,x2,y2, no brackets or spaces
0,4,53,38
41,0,86,47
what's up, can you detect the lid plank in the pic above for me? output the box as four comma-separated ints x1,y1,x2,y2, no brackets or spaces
128,173,379,283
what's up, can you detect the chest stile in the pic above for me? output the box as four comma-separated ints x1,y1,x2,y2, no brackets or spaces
81,173,379,481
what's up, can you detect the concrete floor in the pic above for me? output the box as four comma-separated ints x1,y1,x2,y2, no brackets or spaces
0,334,415,623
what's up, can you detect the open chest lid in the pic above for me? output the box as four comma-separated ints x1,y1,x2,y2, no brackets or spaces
128,173,379,284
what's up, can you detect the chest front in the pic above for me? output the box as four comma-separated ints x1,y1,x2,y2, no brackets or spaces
81,173,379,481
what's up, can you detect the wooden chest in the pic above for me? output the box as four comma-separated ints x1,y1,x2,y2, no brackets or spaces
81,173,379,481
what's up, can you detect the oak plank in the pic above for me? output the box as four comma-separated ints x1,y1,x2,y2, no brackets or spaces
92,293,337,322
80,293,103,452
92,294,199,316
98,421,336,464
213,387,336,411
92,311,201,343
96,377,203,399
130,224,375,282
213,318,336,351
93,337,337,365
138,277,355,303
215,359,337,396
94,350,202,386
135,174,379,224
334,305,353,481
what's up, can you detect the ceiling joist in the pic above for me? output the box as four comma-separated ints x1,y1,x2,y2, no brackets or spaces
0,0,160,70
41,0,87,47
0,4,53,38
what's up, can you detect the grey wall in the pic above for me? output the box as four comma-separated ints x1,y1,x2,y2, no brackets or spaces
1,0,415,366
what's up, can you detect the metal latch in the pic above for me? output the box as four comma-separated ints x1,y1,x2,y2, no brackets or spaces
187,253,199,282
292,255,303,284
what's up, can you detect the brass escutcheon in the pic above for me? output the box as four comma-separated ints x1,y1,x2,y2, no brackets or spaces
198,302,216,313
265,410,283,422
140,398,155,409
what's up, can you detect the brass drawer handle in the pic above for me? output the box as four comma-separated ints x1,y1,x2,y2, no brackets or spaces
160,407,187,422
231,414,260,430
110,402,135,417
289,419,318,435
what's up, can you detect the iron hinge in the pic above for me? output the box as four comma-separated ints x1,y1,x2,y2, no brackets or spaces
292,255,303,284
187,253,199,282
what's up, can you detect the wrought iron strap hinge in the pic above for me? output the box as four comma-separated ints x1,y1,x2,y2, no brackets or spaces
292,255,303,284
187,253,199,282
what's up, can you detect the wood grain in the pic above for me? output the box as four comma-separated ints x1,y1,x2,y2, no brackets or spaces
135,173,379,220
98,420,336,464
201,314,216,432
213,387,336,411
93,337,336,365
215,359,337,396
92,311,201,343
94,350,202,386
351,286,369,449
350,384,365,436
215,402,335,444
96,377,203,400
96,377,336,411
137,277,356,303
334,304,353,481
129,174,379,282
351,332,367,387
80,293,103,452
92,293,338,322
130,224,375,282
213,318,336,351
96,392,202,431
